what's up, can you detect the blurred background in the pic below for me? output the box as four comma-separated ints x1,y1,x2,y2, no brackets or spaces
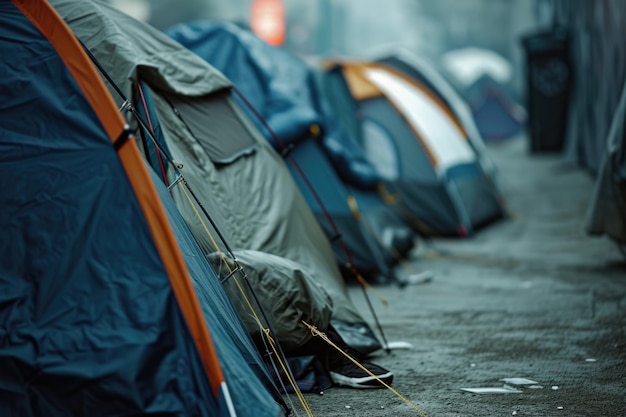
105,0,626,170
106,0,626,250
107,0,547,101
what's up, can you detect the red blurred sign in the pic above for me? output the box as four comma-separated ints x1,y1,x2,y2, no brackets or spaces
250,0,285,46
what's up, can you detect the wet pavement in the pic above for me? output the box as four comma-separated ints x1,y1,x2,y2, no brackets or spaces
291,136,626,416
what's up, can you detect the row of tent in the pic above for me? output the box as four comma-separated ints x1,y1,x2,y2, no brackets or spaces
0,0,510,415
166,21,509,247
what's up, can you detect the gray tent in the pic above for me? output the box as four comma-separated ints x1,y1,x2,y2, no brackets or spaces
51,0,381,354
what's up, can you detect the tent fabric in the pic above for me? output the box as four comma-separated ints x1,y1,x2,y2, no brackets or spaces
320,60,506,237
169,93,258,165
208,250,333,353
0,1,282,415
50,0,382,354
166,20,415,282
462,74,527,141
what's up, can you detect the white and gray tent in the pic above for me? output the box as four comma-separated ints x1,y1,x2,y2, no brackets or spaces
320,59,507,237
371,47,498,180
51,0,382,355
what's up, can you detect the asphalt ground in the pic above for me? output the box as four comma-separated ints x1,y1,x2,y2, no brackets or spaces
289,136,626,416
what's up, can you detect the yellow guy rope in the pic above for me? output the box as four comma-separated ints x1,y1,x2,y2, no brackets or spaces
302,321,428,417
259,325,314,417
178,184,314,416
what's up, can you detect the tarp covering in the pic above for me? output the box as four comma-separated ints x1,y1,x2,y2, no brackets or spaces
50,0,382,353
586,79,626,245
0,2,282,415
544,0,626,245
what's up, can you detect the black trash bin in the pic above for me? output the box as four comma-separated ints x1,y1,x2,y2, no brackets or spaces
522,28,572,153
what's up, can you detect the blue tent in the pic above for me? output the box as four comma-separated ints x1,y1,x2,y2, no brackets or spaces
464,74,527,141
440,47,526,142
0,1,284,415
166,21,414,283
